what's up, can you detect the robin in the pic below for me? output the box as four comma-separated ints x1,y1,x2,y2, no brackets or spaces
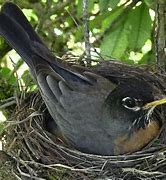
0,2,166,155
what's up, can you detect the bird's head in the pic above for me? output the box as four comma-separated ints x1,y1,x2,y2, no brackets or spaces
102,78,166,155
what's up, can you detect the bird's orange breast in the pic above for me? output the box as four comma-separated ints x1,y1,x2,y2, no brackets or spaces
114,120,161,155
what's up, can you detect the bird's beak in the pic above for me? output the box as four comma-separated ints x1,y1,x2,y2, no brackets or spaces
143,97,166,109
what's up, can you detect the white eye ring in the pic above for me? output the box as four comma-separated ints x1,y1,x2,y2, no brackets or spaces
122,97,141,111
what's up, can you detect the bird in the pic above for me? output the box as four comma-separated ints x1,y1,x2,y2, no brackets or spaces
0,2,166,155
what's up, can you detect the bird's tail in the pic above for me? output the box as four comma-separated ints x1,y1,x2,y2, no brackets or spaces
0,2,91,85
0,2,49,69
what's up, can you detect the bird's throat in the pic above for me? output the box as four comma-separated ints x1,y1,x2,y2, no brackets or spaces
114,120,161,155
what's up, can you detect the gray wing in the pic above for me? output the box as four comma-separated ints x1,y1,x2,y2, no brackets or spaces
37,67,117,154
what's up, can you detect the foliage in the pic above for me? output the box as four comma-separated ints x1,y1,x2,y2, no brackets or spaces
0,0,155,62
0,67,17,100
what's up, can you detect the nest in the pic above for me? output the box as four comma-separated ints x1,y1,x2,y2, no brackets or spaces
1,88,165,180
1,56,166,179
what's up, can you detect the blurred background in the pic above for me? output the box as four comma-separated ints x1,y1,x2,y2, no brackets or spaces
0,0,159,146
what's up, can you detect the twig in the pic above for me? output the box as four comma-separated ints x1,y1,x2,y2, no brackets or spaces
6,111,42,126
122,167,166,176
0,100,16,109
83,0,91,65
66,9,79,28
155,1,166,72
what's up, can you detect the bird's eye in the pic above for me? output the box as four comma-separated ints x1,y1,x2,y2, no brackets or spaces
122,97,140,111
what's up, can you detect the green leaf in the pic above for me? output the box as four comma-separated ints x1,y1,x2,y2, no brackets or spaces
90,11,111,29
144,0,156,10
75,26,83,42
76,0,83,16
100,12,130,59
0,67,16,85
0,67,11,76
101,5,124,32
99,0,110,12
99,0,120,11
128,2,152,50
109,0,120,9
8,76,16,85
86,5,124,38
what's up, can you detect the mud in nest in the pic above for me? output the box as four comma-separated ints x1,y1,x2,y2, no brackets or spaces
1,89,166,180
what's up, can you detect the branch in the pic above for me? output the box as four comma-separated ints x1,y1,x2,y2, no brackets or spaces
155,1,166,72
83,0,91,65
